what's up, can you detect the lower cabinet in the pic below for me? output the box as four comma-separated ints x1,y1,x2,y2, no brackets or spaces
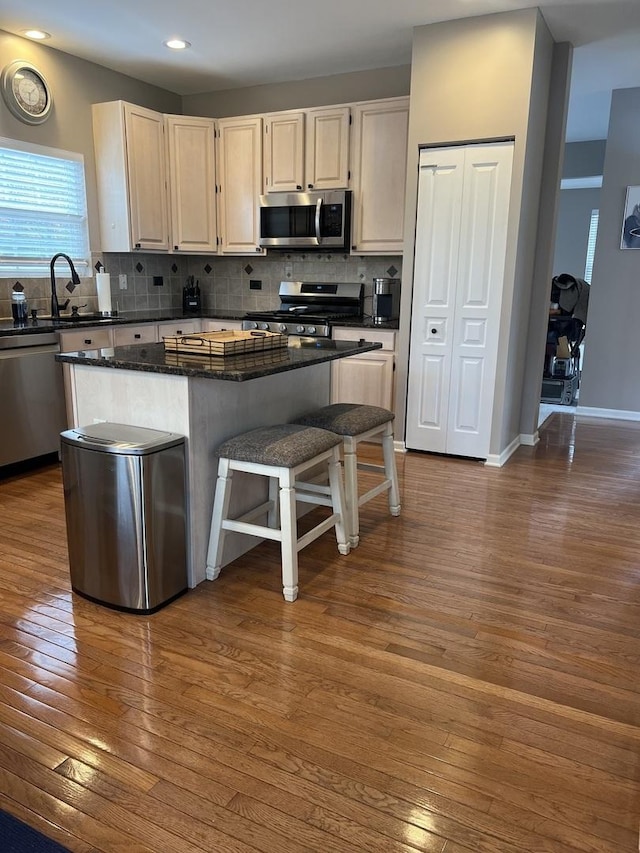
58,328,114,352
112,324,158,346
201,320,243,332
330,328,396,410
156,319,200,339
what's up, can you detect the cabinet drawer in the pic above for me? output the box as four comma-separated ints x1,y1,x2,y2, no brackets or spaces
200,320,243,332
59,328,113,351
332,327,396,351
157,320,200,339
112,324,157,346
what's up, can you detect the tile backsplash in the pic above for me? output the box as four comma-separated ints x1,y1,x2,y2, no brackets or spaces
0,252,402,319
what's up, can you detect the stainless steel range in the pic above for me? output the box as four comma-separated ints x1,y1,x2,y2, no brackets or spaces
242,281,363,339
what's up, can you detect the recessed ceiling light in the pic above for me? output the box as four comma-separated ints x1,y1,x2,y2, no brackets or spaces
163,38,191,50
21,29,51,40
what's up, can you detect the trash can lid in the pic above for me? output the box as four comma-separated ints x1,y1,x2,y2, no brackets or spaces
61,422,185,454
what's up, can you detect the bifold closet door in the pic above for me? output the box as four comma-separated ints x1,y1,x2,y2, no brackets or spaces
406,141,513,458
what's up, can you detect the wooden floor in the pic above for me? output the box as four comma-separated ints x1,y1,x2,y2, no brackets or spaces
1,412,640,852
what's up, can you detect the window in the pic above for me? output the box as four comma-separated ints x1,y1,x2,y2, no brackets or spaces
0,136,90,277
584,209,599,283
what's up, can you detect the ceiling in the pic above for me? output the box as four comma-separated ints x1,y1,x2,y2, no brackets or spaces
1,0,640,142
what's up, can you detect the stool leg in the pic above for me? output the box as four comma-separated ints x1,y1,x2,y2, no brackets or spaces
267,475,280,529
382,422,401,516
206,458,233,581
343,435,360,547
279,468,298,602
328,446,351,556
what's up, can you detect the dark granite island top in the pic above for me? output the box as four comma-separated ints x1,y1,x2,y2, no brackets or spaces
56,336,382,380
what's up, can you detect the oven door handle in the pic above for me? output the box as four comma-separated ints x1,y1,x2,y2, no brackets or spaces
314,198,322,244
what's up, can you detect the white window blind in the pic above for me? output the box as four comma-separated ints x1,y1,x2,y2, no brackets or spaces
584,208,599,283
0,136,90,277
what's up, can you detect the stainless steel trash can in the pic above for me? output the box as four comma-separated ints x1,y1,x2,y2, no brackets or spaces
61,422,188,613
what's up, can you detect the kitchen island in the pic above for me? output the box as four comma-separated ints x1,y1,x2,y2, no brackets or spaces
57,336,382,587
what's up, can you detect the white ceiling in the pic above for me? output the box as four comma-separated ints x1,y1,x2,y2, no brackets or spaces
1,0,640,142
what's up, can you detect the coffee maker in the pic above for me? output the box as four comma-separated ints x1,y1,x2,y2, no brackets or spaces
371,278,400,324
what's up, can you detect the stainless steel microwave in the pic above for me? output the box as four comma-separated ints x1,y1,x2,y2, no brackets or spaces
259,190,351,250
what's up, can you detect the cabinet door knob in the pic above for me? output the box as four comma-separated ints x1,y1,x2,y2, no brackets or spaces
84,339,92,345
296,185,302,190
307,184,314,189
431,328,437,334
134,333,141,339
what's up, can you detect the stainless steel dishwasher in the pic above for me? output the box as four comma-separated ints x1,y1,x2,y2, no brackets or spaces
0,331,68,467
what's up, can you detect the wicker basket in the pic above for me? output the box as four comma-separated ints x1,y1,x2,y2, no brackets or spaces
162,329,287,357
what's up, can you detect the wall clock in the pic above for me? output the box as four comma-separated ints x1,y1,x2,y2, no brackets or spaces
1,60,52,124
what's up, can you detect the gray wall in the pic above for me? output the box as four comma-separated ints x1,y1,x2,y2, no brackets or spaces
396,9,562,458
552,139,605,278
0,30,181,251
182,66,411,117
563,140,606,179
553,187,600,276
579,86,640,414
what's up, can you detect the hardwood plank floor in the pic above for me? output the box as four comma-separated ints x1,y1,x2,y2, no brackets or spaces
1,411,639,852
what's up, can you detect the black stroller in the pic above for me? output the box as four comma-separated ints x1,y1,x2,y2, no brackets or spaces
541,273,589,405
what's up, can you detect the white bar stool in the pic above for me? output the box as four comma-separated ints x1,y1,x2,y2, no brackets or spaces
206,424,350,602
290,403,401,547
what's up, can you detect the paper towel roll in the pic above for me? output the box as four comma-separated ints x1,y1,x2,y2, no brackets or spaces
96,272,112,314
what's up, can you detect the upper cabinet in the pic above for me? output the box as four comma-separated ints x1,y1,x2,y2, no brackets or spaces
92,96,408,257
93,102,217,253
350,97,409,255
216,116,265,255
165,115,217,254
93,101,170,252
263,106,350,193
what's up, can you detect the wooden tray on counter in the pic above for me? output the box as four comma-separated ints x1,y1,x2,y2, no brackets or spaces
162,329,287,357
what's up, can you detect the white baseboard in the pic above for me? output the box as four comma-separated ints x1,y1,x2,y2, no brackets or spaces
394,440,406,453
576,406,640,421
520,431,539,447
485,434,521,467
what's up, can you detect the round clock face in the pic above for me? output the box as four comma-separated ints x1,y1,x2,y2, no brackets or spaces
1,61,52,124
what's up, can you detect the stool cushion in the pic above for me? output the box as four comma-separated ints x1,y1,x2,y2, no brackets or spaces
292,403,394,436
217,424,341,468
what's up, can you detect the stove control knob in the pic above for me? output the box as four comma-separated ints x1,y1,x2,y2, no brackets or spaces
278,323,288,333
295,324,306,334
306,326,317,336
259,323,270,331
245,321,258,330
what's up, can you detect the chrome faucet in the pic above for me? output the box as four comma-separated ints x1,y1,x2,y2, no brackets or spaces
50,253,81,319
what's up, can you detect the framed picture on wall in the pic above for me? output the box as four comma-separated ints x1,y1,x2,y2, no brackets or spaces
621,186,640,248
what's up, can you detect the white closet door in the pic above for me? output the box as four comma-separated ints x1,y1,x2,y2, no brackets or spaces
406,147,465,453
406,141,513,458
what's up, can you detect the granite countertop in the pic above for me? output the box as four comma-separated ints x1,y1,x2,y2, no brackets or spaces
0,309,398,338
0,309,245,338
56,337,383,382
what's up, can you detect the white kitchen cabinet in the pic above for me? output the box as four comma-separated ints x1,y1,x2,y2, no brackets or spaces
157,319,201,339
216,116,265,255
59,327,113,352
263,112,305,192
92,101,169,252
263,106,350,193
200,319,243,332
350,97,409,254
331,328,396,410
112,323,158,347
165,115,217,254
406,142,514,459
